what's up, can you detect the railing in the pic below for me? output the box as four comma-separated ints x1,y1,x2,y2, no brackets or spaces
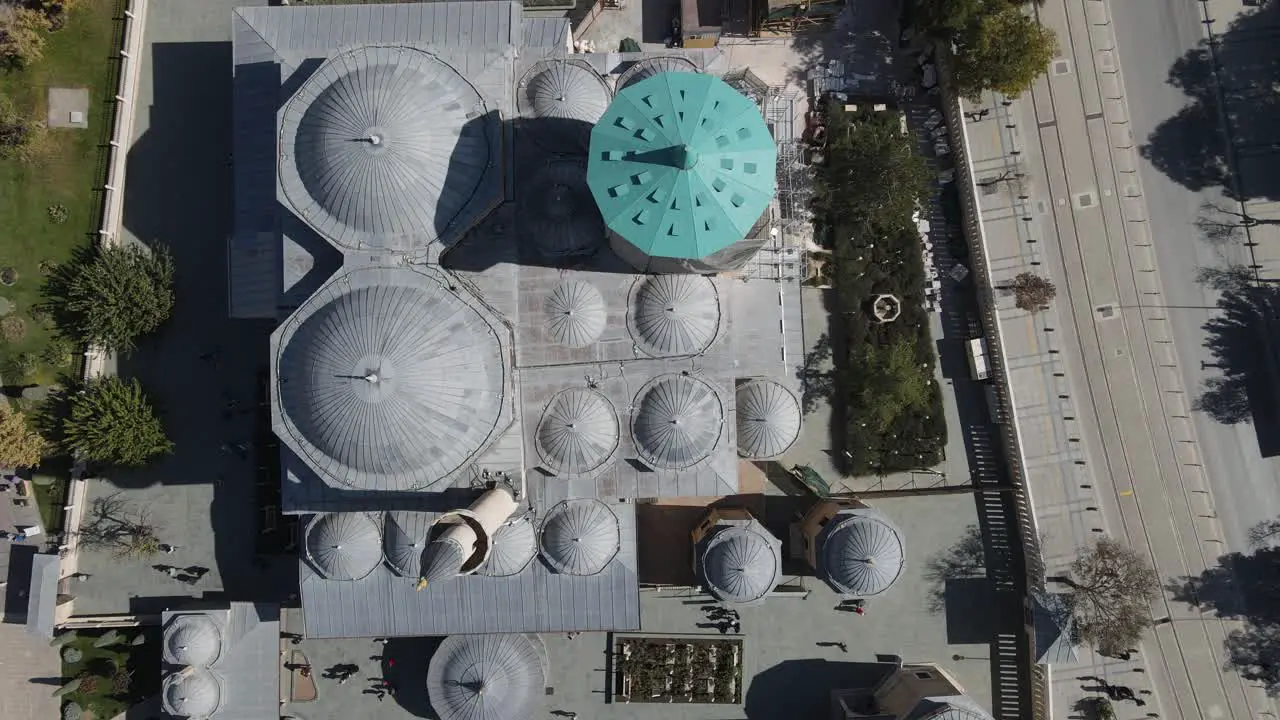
56,0,150,626
936,58,1049,720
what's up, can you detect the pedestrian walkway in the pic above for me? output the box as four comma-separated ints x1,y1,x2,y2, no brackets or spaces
956,0,1280,717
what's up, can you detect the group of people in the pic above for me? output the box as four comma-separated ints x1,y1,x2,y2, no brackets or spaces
704,605,741,634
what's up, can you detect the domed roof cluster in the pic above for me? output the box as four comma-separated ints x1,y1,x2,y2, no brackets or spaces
632,374,724,470
273,266,508,492
279,45,499,252
519,59,611,154
427,634,546,720
306,513,382,581
535,388,619,475
479,516,538,577
163,668,222,719
520,161,605,259
818,508,906,598
540,499,620,576
629,275,721,357
735,380,802,459
697,520,782,605
163,615,223,667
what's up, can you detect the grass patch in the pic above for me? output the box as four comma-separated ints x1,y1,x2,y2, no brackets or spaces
0,0,123,385
814,104,947,475
57,626,161,720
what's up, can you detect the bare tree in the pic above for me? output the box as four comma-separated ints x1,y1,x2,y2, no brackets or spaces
1053,538,1160,656
1249,518,1280,549
75,493,162,559
1007,272,1057,312
1197,201,1280,244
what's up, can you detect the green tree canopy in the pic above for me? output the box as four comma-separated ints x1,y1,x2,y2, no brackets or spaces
47,244,174,353
63,376,172,467
855,339,935,433
951,7,1058,100
0,404,47,468
814,112,933,234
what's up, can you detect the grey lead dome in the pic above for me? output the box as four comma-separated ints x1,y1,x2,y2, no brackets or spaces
632,374,724,470
426,634,546,720
540,499,620,576
735,380,802,459
163,668,222,719
163,615,222,667
305,513,382,581
274,266,507,492
617,56,698,90
519,59,611,154
280,46,496,252
819,508,906,598
535,388,619,475
630,275,720,357
698,521,782,605
478,516,538,577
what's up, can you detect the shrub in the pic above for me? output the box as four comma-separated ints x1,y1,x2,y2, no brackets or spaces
1,316,27,343
41,335,77,369
62,646,83,663
62,701,83,720
74,673,99,695
0,9,47,69
48,204,69,224
8,351,40,380
0,267,18,286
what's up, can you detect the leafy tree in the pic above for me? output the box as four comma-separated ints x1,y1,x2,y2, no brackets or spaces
951,6,1058,100
1054,538,1160,656
619,37,641,52
0,92,48,162
0,403,47,468
48,244,174,353
1009,272,1057,312
64,376,172,466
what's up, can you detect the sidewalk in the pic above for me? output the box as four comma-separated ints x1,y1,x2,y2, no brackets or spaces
958,0,1279,718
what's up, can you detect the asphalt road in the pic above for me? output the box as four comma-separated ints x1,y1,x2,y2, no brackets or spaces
1109,0,1280,553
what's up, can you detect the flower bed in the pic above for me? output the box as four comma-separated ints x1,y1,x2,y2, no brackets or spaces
613,636,743,704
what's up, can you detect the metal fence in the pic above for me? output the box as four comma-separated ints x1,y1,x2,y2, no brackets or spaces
936,59,1049,720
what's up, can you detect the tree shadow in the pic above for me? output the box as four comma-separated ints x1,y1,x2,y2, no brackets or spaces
923,523,986,614
1141,0,1280,201
796,332,834,414
1193,276,1280,455
1168,543,1280,694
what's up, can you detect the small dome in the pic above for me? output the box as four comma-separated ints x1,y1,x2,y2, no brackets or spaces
820,509,906,598
544,281,607,348
535,388,619,475
419,537,468,584
699,522,782,605
306,513,382,581
427,634,546,720
618,56,698,89
479,516,538,577
735,380,802,459
163,668,222,718
519,59,611,154
630,275,720,356
632,374,724,470
163,615,222,667
383,511,431,577
540,499,620,576
279,46,497,252
274,267,507,492
521,161,605,259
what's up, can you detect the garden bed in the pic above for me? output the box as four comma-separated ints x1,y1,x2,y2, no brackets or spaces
813,103,947,475
613,636,744,704
56,626,161,720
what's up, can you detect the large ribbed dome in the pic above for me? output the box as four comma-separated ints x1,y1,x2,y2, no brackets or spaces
163,668,222,719
699,521,782,605
427,634,546,720
535,389,619,475
632,374,724,469
819,509,906,598
306,513,382,581
540,499,620,576
519,59,610,154
479,516,538,577
279,46,497,252
383,511,431,577
629,275,720,356
736,380,802,459
163,615,222,667
618,56,698,89
520,161,605,258
544,281,607,348
274,266,507,491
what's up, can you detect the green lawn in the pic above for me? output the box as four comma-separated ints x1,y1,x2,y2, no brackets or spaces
0,0,123,386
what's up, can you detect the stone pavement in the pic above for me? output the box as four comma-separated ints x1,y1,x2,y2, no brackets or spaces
0,478,59,720
959,0,1279,718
